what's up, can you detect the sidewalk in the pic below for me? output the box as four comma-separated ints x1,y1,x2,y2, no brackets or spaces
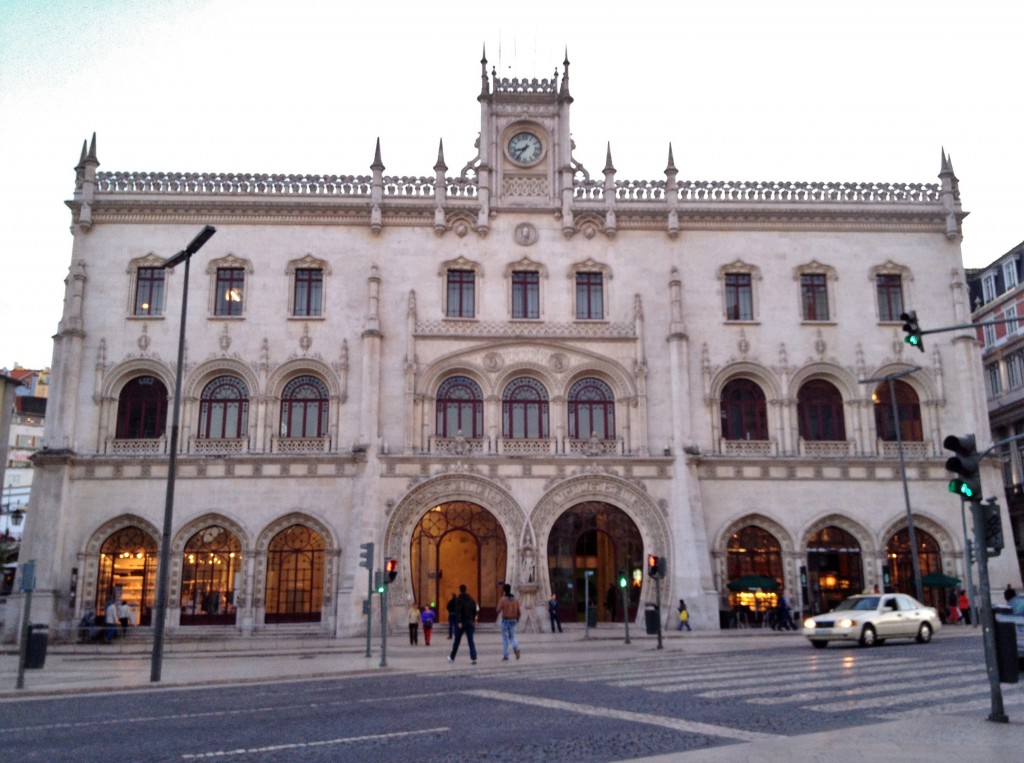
2,626,1022,762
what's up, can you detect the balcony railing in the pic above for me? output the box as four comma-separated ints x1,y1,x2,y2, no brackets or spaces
190,437,249,455
719,439,777,457
271,436,331,454
108,437,166,455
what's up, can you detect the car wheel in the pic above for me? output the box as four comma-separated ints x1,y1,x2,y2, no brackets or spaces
810,640,828,649
916,623,933,644
859,625,877,647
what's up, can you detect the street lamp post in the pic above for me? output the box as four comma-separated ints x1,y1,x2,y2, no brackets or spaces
150,226,216,683
859,366,924,603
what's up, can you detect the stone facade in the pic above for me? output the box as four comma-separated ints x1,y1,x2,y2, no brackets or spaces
7,57,1018,642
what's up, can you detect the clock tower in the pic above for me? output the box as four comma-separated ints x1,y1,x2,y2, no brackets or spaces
476,51,573,211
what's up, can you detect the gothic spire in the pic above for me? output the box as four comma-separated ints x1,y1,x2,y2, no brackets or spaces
604,142,615,174
434,138,447,173
665,143,677,174
371,137,384,172
559,48,572,101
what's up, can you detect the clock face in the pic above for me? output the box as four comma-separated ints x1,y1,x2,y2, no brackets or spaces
508,132,543,165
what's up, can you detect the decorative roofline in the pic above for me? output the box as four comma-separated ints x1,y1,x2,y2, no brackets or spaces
94,171,939,205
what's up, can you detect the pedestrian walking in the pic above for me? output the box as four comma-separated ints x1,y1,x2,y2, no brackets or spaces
1005,584,1017,603
104,599,119,643
496,583,522,661
775,588,796,631
421,605,436,646
446,593,458,639
118,600,133,638
447,584,478,664
676,598,691,631
548,593,563,633
947,589,961,624
407,603,421,645
958,590,971,625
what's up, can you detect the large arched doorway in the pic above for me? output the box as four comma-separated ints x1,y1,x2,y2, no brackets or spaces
547,502,643,624
885,527,943,611
410,502,507,623
180,525,242,625
264,524,324,624
806,526,863,614
96,526,157,626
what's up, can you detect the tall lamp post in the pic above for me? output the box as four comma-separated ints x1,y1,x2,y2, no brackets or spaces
859,366,924,603
151,225,216,683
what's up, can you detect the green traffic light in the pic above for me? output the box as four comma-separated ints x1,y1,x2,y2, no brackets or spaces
948,479,976,499
905,335,920,347
618,577,627,588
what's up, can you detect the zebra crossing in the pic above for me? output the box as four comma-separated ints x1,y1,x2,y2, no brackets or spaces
466,646,1024,719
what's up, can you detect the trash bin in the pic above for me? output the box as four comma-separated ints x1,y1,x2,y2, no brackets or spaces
644,603,660,635
994,620,1019,684
586,605,598,628
25,624,48,670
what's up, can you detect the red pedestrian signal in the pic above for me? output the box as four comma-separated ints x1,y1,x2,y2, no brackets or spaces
385,558,398,583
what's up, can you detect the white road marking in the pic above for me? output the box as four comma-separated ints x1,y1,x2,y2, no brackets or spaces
462,688,781,742
805,685,994,712
746,674,975,704
179,726,449,759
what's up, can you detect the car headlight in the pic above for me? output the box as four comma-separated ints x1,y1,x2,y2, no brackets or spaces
803,619,816,629
838,618,855,628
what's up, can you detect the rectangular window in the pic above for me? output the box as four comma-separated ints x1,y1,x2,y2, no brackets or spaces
215,268,245,316
575,272,604,320
446,269,475,318
1008,352,1024,390
512,271,540,319
134,267,165,316
800,273,829,321
982,273,997,303
1004,261,1018,290
1006,305,1019,335
876,274,903,322
988,364,1002,397
984,323,997,347
725,273,753,321
293,268,323,317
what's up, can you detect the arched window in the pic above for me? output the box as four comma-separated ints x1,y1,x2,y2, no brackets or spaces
502,377,549,439
721,379,768,440
874,380,923,441
180,525,242,625
885,527,943,611
199,376,249,439
115,376,168,439
435,376,483,438
96,526,157,625
279,375,329,438
806,526,863,614
265,525,324,624
568,378,615,440
798,380,846,441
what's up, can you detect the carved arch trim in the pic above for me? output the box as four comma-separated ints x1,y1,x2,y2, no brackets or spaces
709,362,782,400
100,358,174,399
800,513,874,557
265,358,343,399
878,513,956,556
788,361,861,400
285,253,332,276
184,357,261,400
383,473,527,599
715,513,797,556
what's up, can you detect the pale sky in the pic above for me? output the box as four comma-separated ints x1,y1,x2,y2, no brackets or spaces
2,0,1022,370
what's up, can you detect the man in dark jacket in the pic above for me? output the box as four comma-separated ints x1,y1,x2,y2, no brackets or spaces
447,584,478,664
446,593,458,639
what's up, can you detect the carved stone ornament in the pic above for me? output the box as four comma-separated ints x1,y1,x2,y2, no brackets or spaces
483,352,504,372
514,222,539,246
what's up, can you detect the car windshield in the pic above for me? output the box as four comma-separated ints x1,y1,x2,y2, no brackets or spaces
834,596,879,611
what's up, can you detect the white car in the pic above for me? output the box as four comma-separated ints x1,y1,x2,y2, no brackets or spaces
803,593,941,649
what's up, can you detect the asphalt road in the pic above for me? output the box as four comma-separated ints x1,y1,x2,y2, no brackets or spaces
1,635,1020,762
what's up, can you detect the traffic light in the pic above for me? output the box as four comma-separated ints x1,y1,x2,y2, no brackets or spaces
900,311,924,352
944,434,982,501
881,565,891,589
982,498,1004,556
799,565,808,587
647,554,665,580
374,570,384,593
359,542,374,570
618,571,628,589
385,558,398,583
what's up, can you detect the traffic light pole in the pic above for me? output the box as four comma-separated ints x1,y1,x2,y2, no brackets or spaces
620,580,631,644
971,501,1008,723
958,497,980,627
654,577,663,649
379,572,388,668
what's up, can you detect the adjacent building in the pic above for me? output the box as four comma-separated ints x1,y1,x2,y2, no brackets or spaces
7,57,1017,642
966,241,1024,579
